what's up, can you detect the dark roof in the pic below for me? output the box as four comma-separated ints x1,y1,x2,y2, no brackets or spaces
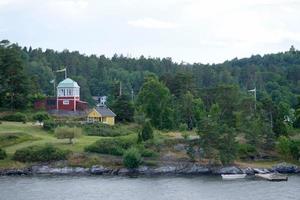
95,106,116,117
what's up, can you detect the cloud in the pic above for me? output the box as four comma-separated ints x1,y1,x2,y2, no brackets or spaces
128,18,179,29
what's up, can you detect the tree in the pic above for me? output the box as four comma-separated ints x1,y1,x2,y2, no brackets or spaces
141,120,154,141
123,147,142,169
178,91,205,130
55,126,81,144
111,95,134,122
0,41,31,109
32,112,50,123
137,76,174,129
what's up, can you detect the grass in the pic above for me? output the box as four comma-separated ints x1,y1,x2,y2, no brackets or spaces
0,122,100,155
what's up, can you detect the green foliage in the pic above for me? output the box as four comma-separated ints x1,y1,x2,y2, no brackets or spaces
43,119,56,131
276,136,300,161
179,123,188,132
83,123,133,137
111,95,134,122
238,143,257,160
2,112,27,122
137,76,174,129
13,144,69,162
141,121,154,141
84,135,136,156
123,147,142,169
0,148,7,160
55,126,82,144
32,112,50,122
219,127,238,165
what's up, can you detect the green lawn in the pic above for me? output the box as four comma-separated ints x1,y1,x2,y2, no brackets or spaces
0,122,100,155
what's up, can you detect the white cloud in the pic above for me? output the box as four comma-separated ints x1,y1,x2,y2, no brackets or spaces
128,18,179,29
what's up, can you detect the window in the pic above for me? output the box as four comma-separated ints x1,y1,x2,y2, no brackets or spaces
63,100,69,105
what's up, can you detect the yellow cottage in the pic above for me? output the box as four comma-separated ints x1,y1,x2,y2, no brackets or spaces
87,106,116,125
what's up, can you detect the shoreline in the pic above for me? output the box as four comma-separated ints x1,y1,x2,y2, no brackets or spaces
1,162,299,176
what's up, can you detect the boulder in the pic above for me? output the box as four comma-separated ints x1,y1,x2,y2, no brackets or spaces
253,168,270,174
242,167,255,175
90,165,111,175
272,162,299,173
214,166,243,174
182,164,211,174
153,166,176,174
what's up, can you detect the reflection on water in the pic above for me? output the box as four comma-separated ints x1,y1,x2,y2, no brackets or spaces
0,175,299,200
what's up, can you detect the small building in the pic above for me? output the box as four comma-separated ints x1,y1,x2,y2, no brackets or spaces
34,77,88,112
87,106,116,125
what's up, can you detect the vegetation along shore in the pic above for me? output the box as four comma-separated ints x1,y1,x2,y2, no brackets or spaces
0,40,300,175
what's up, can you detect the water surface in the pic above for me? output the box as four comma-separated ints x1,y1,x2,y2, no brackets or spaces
0,175,299,200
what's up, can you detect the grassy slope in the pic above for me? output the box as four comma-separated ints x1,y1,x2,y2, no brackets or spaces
0,122,100,155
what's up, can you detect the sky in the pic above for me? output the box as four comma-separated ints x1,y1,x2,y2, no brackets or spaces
0,0,300,64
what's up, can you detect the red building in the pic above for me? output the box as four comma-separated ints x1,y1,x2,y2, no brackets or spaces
35,78,88,112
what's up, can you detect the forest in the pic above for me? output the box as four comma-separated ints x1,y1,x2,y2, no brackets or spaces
1,39,300,165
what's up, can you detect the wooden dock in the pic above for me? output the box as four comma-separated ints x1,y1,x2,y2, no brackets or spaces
255,173,288,181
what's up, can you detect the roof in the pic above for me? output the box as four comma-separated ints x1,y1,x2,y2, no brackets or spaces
95,106,116,117
57,78,80,88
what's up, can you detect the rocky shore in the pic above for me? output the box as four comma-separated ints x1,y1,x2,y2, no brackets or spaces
0,162,299,176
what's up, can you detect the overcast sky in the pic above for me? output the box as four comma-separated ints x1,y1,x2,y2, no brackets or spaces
1,0,300,64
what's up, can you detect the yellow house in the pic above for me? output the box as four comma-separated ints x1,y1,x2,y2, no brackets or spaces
87,106,116,125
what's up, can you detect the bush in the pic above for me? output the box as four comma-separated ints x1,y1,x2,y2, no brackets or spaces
43,120,56,131
123,147,142,169
33,112,50,122
0,148,7,160
85,135,136,156
55,126,81,144
179,123,188,132
141,121,153,141
83,123,133,137
2,112,27,122
276,136,300,161
238,143,257,160
13,144,69,162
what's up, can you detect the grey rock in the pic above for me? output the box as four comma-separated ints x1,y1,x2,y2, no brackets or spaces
174,144,186,152
118,168,130,175
272,162,299,173
253,168,270,174
90,165,111,175
242,167,255,175
153,166,176,174
214,166,243,174
183,164,211,174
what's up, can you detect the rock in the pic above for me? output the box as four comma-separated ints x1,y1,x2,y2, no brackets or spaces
182,164,211,174
3,169,30,176
174,144,186,152
32,165,51,174
242,167,255,175
253,168,270,174
90,165,111,175
137,166,152,175
74,167,89,174
272,162,299,173
213,166,243,174
118,168,130,175
153,166,176,174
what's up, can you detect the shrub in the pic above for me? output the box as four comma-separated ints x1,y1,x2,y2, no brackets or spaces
179,123,188,132
276,136,300,161
141,121,153,141
55,126,81,144
43,120,56,131
2,112,27,122
13,144,69,162
33,112,50,122
85,135,136,156
123,147,142,169
83,123,133,137
238,143,257,160
0,148,7,160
